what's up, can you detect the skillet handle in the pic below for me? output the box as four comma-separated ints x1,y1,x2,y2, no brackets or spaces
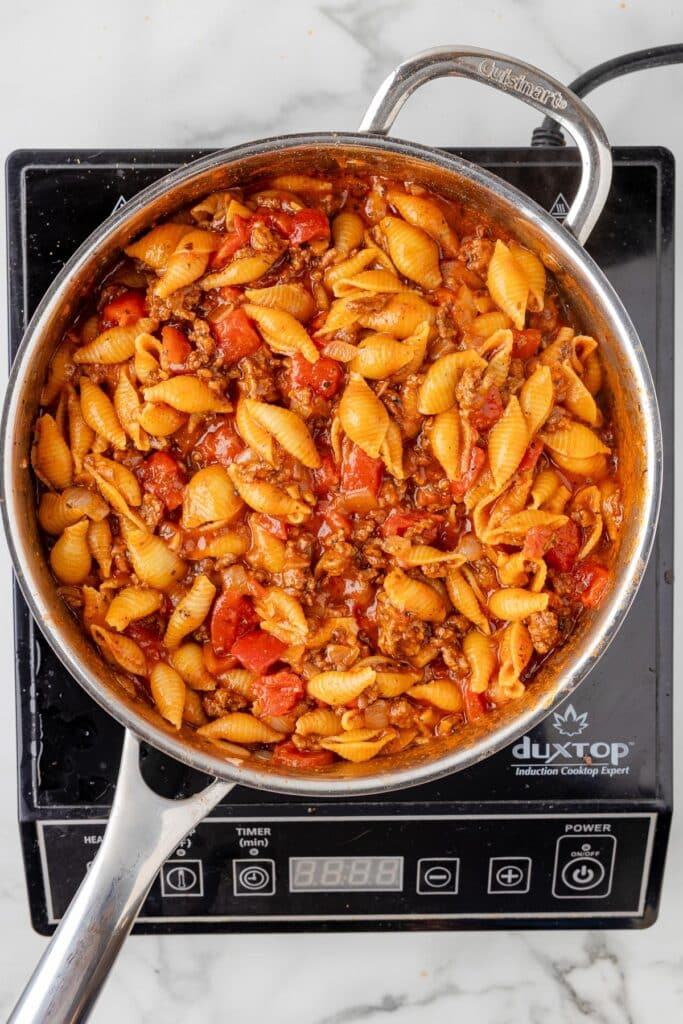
359,46,612,245
8,730,234,1024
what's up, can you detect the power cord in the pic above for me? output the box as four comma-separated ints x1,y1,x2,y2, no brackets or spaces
531,44,683,146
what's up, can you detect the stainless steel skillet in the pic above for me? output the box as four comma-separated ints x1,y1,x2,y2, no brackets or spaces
2,48,661,1023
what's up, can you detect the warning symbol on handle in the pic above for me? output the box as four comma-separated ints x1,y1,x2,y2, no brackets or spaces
549,192,570,221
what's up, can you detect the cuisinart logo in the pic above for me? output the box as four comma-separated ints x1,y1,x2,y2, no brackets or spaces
511,704,632,778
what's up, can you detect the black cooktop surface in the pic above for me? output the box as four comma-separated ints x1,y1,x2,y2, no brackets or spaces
6,147,673,932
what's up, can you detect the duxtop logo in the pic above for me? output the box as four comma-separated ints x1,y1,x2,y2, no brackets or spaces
511,703,631,778
552,704,589,737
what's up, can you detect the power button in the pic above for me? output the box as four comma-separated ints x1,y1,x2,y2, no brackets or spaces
552,836,616,899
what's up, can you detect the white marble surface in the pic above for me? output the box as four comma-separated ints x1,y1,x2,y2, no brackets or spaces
1,1,682,1020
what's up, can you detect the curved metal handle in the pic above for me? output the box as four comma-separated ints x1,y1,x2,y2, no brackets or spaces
9,731,234,1024
360,46,612,245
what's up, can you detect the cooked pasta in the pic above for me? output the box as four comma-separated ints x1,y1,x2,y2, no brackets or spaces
33,169,622,771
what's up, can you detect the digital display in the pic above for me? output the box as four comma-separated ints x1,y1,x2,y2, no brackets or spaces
289,856,403,892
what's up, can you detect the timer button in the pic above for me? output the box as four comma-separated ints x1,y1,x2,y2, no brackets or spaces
416,858,460,895
233,858,276,897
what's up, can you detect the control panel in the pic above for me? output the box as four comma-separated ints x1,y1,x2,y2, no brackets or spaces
37,813,655,925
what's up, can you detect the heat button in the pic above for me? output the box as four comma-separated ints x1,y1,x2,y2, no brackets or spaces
552,835,616,899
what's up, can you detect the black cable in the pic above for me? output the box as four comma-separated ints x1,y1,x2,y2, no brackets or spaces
531,44,683,147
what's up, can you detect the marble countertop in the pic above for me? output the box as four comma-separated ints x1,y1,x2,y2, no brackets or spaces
1,1,681,1020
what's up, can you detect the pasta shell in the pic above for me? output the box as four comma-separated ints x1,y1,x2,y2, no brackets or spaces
171,642,217,690
66,385,96,473
125,223,189,270
338,373,389,458
227,465,311,524
324,250,376,290
155,250,209,299
600,479,623,542
185,528,249,561
383,536,465,568
520,366,554,437
143,376,231,413
268,174,332,194
79,378,127,449
380,417,404,481
488,397,528,488
550,451,608,479
544,483,572,513
487,239,528,329
498,621,533,692
530,468,561,509
235,397,275,465
418,351,486,415
201,253,279,289
87,471,147,531
73,319,155,364
254,587,309,645
243,283,315,322
374,668,423,698
245,400,320,469
247,520,287,573
87,518,113,578
133,333,163,385
349,334,414,379
383,568,447,623
486,510,567,545
85,454,142,506
125,528,187,590
137,401,187,437
91,624,147,677
183,688,208,727
386,190,459,257
150,663,186,729
582,349,603,396
306,666,376,705
488,587,549,621
164,574,216,649
105,586,164,631
509,243,546,311
357,292,435,339
42,336,77,405
295,708,341,738
197,713,281,745
379,216,442,290
446,569,490,634
114,367,149,450
320,729,396,763
408,680,463,712
33,414,73,490
468,312,512,339
540,423,610,459
82,586,109,631
333,269,408,298
50,519,91,584
558,364,600,426
37,486,109,535
463,631,497,693
430,409,460,480
181,465,243,529
331,211,365,253
241,304,319,363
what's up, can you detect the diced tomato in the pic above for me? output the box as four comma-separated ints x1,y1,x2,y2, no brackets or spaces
252,671,305,716
545,520,582,572
518,438,544,474
313,500,352,540
463,687,487,722
210,592,258,657
255,209,294,237
288,209,330,245
125,622,164,665
340,438,383,512
202,641,236,676
381,510,425,538
218,286,243,304
100,289,147,328
523,525,554,560
212,307,261,364
161,325,192,371
313,452,340,497
251,512,288,541
136,452,187,511
572,560,611,608
470,385,504,431
272,741,335,769
209,217,252,269
230,630,287,674
194,419,244,467
450,446,486,501
512,328,542,360
291,352,343,398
